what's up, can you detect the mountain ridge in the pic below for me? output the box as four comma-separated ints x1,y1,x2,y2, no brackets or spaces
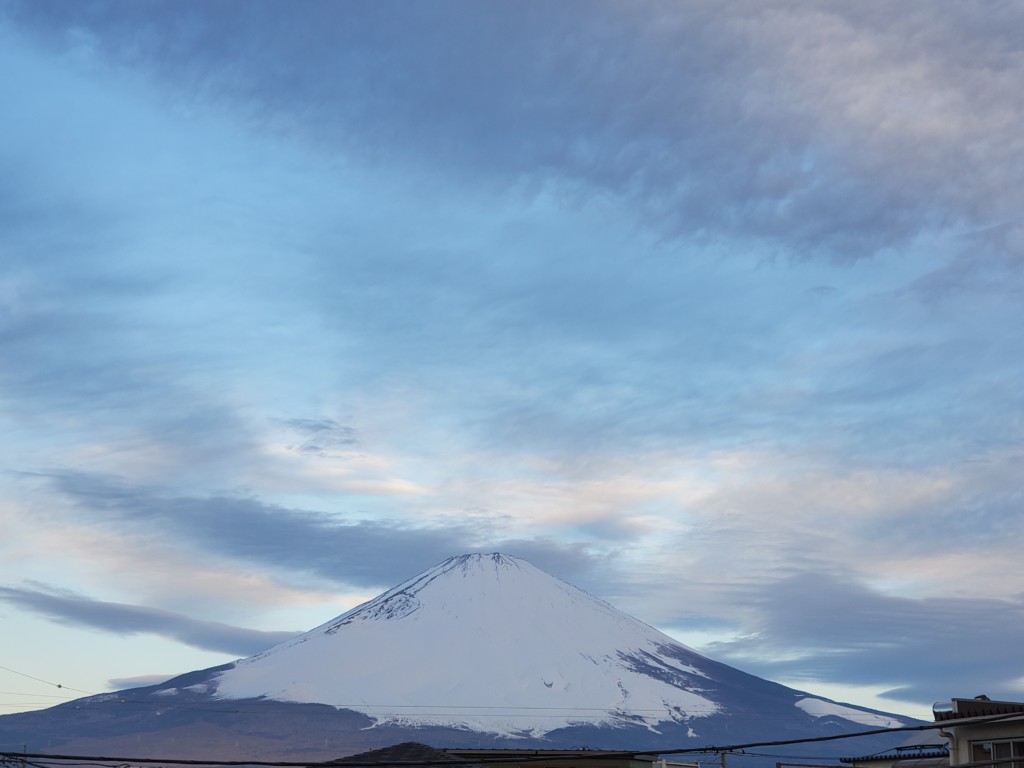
0,552,918,762
212,553,723,736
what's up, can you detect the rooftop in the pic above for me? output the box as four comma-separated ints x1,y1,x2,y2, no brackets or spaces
933,698,1024,723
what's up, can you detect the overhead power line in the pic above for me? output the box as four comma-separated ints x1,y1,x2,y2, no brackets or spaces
8,694,910,724
0,665,93,696
658,710,1024,756
4,711,1019,768
0,664,919,726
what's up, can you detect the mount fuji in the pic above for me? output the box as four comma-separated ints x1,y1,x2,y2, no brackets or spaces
0,553,917,761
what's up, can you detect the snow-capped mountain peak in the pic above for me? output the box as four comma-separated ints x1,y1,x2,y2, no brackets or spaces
3,553,917,761
212,553,718,737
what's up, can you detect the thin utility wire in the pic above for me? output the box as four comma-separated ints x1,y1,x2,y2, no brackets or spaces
2,713,1015,768
0,665,93,696
17,697,907,724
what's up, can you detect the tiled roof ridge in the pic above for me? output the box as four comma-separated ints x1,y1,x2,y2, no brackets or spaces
839,744,950,764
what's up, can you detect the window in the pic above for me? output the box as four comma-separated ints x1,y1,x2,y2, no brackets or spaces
972,740,1024,768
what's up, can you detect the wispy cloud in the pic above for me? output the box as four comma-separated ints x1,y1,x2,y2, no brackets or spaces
0,0,1021,718
277,418,358,454
704,571,1024,705
107,674,178,689
36,470,612,594
0,584,298,656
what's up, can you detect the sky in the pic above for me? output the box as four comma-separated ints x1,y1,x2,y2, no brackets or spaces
1,0,1023,725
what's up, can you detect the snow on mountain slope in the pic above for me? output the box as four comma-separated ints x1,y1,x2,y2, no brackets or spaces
796,698,905,728
212,553,720,737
